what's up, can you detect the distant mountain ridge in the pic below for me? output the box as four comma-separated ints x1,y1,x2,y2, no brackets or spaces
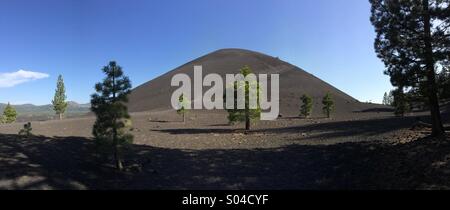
0,101,90,117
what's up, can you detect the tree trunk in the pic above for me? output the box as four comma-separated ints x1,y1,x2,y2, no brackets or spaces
114,144,123,171
245,109,250,130
113,125,123,171
422,0,445,137
111,67,123,170
59,113,62,120
183,112,185,123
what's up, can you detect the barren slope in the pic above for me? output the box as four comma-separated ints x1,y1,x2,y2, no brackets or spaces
128,48,382,117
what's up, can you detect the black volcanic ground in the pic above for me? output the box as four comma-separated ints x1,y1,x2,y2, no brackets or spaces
1,49,449,190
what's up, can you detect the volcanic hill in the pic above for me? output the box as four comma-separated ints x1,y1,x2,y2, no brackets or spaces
128,48,383,117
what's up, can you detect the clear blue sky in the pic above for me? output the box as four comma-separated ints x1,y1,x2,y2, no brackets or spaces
0,0,391,105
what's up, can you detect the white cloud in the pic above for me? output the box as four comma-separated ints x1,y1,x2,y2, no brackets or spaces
0,69,49,88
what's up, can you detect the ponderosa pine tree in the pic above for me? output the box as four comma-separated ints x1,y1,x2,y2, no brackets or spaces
2,103,17,123
91,61,133,171
52,75,68,120
177,94,189,123
225,65,261,130
392,87,411,116
370,0,449,136
322,92,334,118
437,66,450,100
382,91,395,106
387,90,394,106
18,122,32,137
383,92,389,105
300,94,313,118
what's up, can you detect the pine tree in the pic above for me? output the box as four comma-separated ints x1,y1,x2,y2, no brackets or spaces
91,61,133,171
387,90,394,106
225,65,261,130
52,75,68,120
392,87,411,117
437,66,450,100
18,122,32,136
300,94,313,118
370,0,449,136
2,103,17,123
322,92,334,118
383,92,388,105
177,94,189,123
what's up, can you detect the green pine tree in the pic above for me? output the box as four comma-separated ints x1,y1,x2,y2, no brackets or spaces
387,90,394,106
18,122,33,137
392,87,411,117
91,61,133,171
2,103,17,124
300,94,313,118
370,0,448,136
322,92,334,118
224,65,261,130
52,75,68,120
437,67,450,100
382,92,388,105
177,94,189,123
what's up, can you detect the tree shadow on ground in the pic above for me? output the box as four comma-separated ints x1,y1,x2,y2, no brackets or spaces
150,128,240,134
148,120,176,123
354,107,394,113
1,131,450,189
209,123,232,127
0,135,131,190
152,115,426,139
281,116,329,120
